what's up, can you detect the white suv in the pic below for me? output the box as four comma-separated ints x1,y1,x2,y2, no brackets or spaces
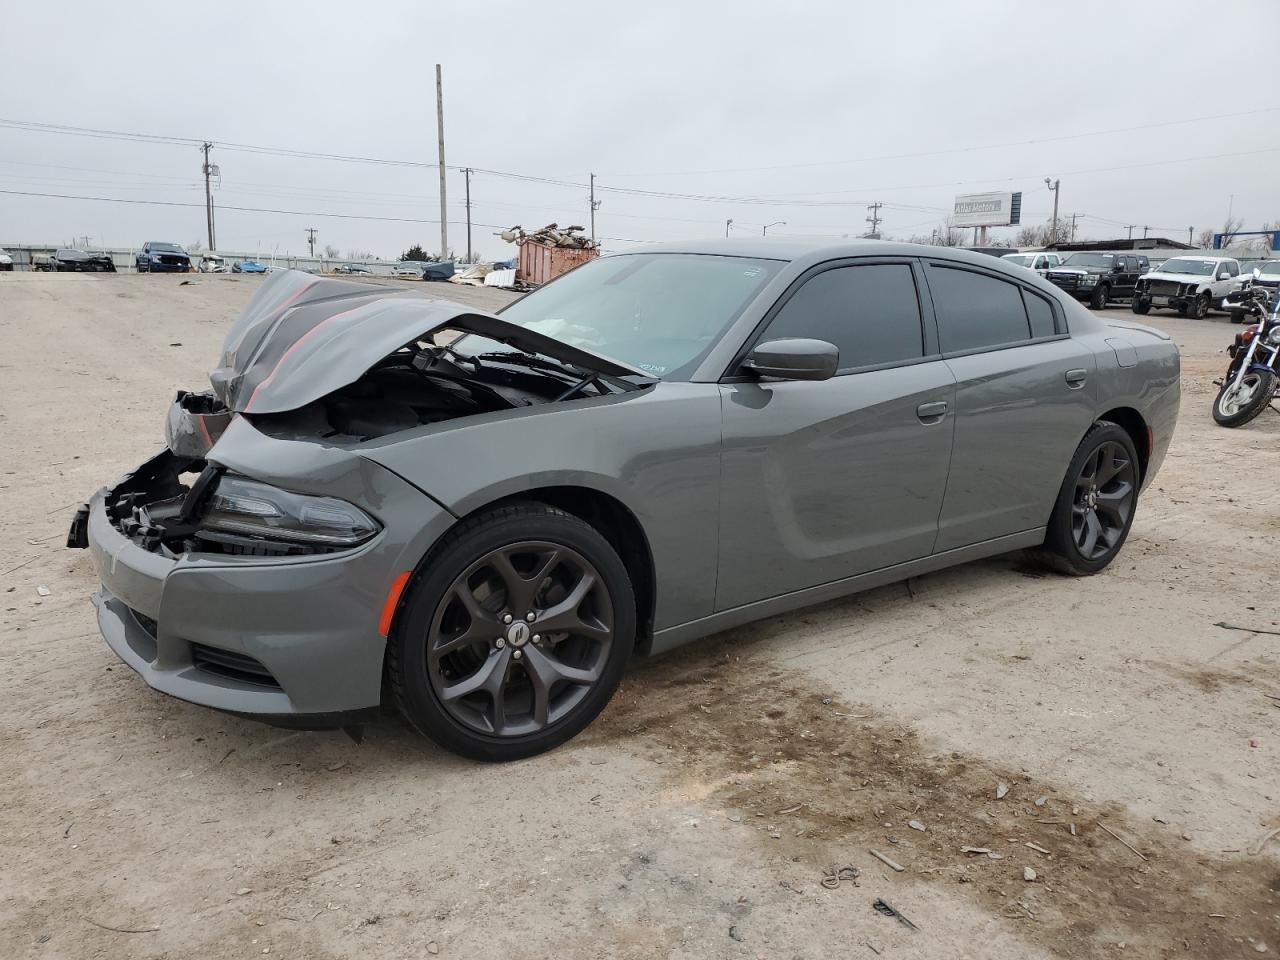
1000,251,1063,276
1132,256,1245,319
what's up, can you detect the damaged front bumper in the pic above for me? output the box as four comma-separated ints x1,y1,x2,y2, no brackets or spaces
71,426,456,727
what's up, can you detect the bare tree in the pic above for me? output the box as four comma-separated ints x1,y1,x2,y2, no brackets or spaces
188,239,204,254
323,244,340,259
1217,216,1245,248
346,249,376,261
1013,219,1074,247
1249,221,1278,252
1196,229,1215,249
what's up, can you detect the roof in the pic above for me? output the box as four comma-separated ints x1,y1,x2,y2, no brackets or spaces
1046,237,1195,252
618,237,1037,275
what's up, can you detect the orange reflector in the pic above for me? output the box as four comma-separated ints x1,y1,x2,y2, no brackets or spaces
378,571,412,637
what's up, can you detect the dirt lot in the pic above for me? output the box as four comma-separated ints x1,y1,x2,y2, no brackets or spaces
1,272,1277,960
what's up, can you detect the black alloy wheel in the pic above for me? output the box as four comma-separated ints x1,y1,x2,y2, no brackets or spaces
1034,422,1140,575
1192,291,1211,319
1089,284,1110,310
388,503,634,761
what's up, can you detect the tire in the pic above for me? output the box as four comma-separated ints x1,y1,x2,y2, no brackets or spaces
1131,297,1151,315
1192,291,1210,319
1031,422,1140,576
1230,309,1246,324
1213,367,1277,428
1176,302,1188,316
1089,284,1109,310
388,502,635,761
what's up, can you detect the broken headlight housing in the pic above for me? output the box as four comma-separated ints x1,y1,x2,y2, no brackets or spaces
201,475,380,548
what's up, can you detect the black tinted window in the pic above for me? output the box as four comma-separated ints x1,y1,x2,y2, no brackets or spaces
1023,290,1056,338
929,266,1031,353
762,264,924,370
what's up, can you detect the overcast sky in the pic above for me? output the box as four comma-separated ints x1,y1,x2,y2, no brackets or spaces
2,0,1278,260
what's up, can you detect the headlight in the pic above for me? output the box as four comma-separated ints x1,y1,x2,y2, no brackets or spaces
1266,326,1280,346
1079,274,1097,286
201,475,379,548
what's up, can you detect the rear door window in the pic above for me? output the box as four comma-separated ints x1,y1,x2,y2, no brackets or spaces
760,263,925,371
927,265,1032,354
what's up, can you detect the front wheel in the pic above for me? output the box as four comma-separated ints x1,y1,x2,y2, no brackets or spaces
388,503,635,761
1089,284,1110,310
1213,368,1277,427
1031,422,1140,576
1131,297,1151,315
1192,291,1210,319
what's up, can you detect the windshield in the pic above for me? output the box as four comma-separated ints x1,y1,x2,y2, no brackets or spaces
1258,262,1280,276
1158,258,1218,276
1002,254,1033,267
1061,253,1115,267
151,242,185,254
459,253,783,380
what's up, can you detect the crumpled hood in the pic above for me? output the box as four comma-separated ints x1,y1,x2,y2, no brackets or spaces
211,269,648,415
1140,271,1211,285
1049,266,1104,277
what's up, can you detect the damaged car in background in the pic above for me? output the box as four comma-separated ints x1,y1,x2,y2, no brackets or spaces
69,243,1180,760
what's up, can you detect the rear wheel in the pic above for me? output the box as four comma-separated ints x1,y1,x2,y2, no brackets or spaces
1213,368,1277,427
1032,422,1139,576
388,503,635,761
1192,291,1210,319
1089,284,1110,310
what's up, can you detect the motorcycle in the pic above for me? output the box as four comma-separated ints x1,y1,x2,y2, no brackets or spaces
1214,286,1280,427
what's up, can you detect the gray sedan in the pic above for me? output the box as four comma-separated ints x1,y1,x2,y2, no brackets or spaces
70,240,1180,760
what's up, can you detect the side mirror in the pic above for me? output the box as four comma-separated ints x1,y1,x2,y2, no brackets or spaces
1218,271,1230,280
742,338,839,381
1112,262,1125,272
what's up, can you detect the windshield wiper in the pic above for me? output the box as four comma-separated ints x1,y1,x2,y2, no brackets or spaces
474,350,656,392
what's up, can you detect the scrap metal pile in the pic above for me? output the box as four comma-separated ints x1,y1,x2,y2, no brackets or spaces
498,224,598,250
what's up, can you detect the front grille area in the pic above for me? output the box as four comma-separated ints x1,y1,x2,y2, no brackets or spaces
1148,280,1181,297
1047,272,1080,291
191,643,281,688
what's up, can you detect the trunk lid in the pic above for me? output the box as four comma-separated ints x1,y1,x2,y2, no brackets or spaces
212,270,648,415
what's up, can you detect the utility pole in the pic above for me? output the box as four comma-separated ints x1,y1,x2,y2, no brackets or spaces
1044,178,1060,244
1126,225,1135,240
1188,226,1194,245
725,218,733,238
1143,225,1150,239
305,228,317,258
1069,213,1079,242
866,202,883,238
202,142,217,251
435,64,448,260
589,173,601,244
462,167,473,263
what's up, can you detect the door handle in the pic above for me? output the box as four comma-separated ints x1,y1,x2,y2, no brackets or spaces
916,400,948,422
1065,368,1088,387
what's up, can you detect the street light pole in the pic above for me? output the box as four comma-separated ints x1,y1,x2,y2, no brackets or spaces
1044,178,1060,245
725,219,733,238
763,221,785,236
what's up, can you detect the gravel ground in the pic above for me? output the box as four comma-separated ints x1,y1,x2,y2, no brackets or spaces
1,272,1277,960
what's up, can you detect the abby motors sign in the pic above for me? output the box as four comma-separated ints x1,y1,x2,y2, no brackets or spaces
952,191,1022,228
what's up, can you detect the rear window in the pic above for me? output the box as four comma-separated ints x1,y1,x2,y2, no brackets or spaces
928,266,1031,353
1022,290,1056,338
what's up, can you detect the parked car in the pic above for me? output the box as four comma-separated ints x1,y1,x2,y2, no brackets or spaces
1001,251,1063,276
136,242,191,273
232,260,269,274
391,262,424,278
199,254,229,273
68,242,1179,761
1131,255,1243,319
51,249,117,272
0,247,13,271
334,264,372,275
1045,252,1148,309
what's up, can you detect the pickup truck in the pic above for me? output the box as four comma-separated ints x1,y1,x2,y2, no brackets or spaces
1045,252,1149,309
1132,255,1244,319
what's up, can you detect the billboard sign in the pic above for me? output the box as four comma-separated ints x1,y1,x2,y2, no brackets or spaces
952,191,1022,227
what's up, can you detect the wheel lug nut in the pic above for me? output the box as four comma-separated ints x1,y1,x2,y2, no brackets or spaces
512,649,523,660
503,614,513,624
495,637,506,649
532,634,541,643
526,612,536,622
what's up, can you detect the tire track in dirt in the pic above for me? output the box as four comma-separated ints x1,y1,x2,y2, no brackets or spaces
591,636,1280,959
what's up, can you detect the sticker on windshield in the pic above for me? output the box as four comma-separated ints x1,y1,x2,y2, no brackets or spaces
743,267,764,279
637,362,668,374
